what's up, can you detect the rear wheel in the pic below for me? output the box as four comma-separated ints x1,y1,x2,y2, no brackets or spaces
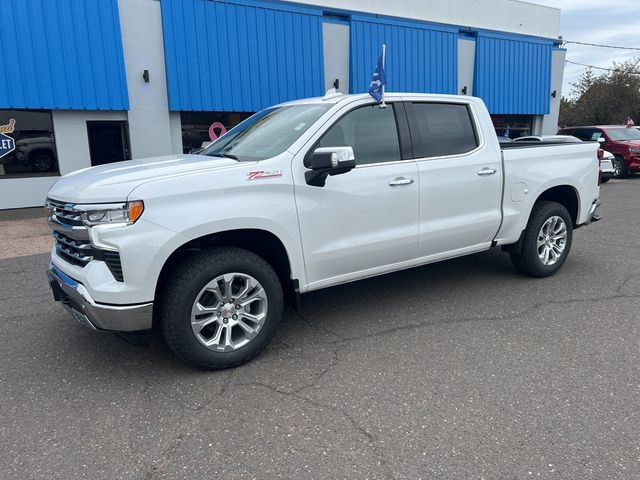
510,201,573,278
600,177,610,183
160,247,284,369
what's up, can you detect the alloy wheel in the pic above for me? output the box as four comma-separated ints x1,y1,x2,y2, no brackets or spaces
190,273,268,352
537,216,568,266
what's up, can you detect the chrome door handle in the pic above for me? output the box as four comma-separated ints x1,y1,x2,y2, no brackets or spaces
389,177,414,186
477,167,497,176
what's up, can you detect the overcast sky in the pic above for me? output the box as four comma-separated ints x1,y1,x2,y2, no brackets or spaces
530,0,640,98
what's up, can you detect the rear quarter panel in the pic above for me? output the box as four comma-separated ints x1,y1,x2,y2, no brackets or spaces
496,142,600,244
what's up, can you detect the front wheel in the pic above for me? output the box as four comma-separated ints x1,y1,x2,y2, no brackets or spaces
612,156,626,179
160,247,284,369
510,201,573,278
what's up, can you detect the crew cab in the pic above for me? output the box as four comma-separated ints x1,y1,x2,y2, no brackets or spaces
558,125,640,178
46,93,602,369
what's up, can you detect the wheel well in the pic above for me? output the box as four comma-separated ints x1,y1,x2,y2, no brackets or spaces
502,185,580,254
536,185,579,226
154,229,296,314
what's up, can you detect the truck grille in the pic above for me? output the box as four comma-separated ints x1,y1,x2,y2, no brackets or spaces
47,199,84,226
53,231,93,266
102,251,124,282
46,197,124,282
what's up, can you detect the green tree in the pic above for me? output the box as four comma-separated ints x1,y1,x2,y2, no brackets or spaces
561,59,640,126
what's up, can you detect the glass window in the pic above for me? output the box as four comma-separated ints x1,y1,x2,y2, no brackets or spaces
318,104,401,165
568,128,601,141
181,111,253,154
411,103,478,158
604,128,640,141
491,114,534,140
0,110,58,177
203,104,331,161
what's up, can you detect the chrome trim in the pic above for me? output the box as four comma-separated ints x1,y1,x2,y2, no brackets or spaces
477,167,497,176
388,177,414,186
52,231,92,250
47,263,153,332
72,202,127,212
585,199,602,225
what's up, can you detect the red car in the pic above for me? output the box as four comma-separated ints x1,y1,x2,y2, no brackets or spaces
557,125,640,178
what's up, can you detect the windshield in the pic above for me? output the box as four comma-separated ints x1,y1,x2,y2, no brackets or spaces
605,128,640,141
203,104,331,161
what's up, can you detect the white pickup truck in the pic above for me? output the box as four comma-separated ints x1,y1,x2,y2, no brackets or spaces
46,93,601,369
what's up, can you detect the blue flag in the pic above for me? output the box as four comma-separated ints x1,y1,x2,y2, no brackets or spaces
368,48,386,103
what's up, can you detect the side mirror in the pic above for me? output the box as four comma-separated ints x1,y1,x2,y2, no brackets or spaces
305,146,356,187
597,137,605,144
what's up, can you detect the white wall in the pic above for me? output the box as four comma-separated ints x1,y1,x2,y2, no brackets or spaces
540,48,566,135
295,0,560,39
117,0,174,159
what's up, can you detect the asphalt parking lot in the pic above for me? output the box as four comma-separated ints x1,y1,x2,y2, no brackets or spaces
1,179,639,480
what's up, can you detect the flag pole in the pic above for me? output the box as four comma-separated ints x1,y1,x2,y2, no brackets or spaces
380,43,387,108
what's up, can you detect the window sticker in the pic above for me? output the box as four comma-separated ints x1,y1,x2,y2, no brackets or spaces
0,119,16,159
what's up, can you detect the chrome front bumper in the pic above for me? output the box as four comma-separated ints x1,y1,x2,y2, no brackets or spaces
47,263,153,332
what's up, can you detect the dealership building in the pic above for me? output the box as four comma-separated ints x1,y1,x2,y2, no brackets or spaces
0,0,565,209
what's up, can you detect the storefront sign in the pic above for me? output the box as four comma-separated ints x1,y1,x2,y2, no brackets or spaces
0,118,15,134
0,119,16,159
0,133,15,159
208,122,227,141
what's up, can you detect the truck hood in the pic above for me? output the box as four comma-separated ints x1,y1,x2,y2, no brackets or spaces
47,154,247,203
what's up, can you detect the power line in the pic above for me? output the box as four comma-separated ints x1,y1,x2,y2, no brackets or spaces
565,59,640,75
563,40,640,51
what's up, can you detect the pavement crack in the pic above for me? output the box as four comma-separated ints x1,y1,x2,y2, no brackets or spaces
235,380,397,480
296,391,397,479
297,292,640,348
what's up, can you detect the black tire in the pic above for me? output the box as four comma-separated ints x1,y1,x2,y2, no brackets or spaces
160,247,284,369
600,177,610,183
510,201,573,278
612,156,626,179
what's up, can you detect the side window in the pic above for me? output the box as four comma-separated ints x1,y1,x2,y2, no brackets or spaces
410,103,478,158
573,128,600,142
317,104,401,165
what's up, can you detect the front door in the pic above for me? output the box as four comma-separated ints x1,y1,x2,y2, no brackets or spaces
293,101,419,290
87,121,131,166
404,100,503,258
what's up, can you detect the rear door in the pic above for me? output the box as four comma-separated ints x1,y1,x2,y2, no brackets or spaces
404,100,503,258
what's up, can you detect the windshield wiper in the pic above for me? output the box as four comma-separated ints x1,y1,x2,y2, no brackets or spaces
215,152,239,160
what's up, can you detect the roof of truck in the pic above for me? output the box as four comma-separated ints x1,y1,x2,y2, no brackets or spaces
278,92,476,106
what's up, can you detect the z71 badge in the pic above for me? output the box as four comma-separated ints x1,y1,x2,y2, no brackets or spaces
247,170,283,180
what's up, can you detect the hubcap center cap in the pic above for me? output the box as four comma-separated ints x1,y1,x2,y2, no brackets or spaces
221,303,235,319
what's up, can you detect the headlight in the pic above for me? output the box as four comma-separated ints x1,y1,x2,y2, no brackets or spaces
629,147,640,153
80,201,144,226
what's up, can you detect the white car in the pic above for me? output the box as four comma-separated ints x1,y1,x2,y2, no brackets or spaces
599,150,615,183
45,92,601,369
513,135,581,143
